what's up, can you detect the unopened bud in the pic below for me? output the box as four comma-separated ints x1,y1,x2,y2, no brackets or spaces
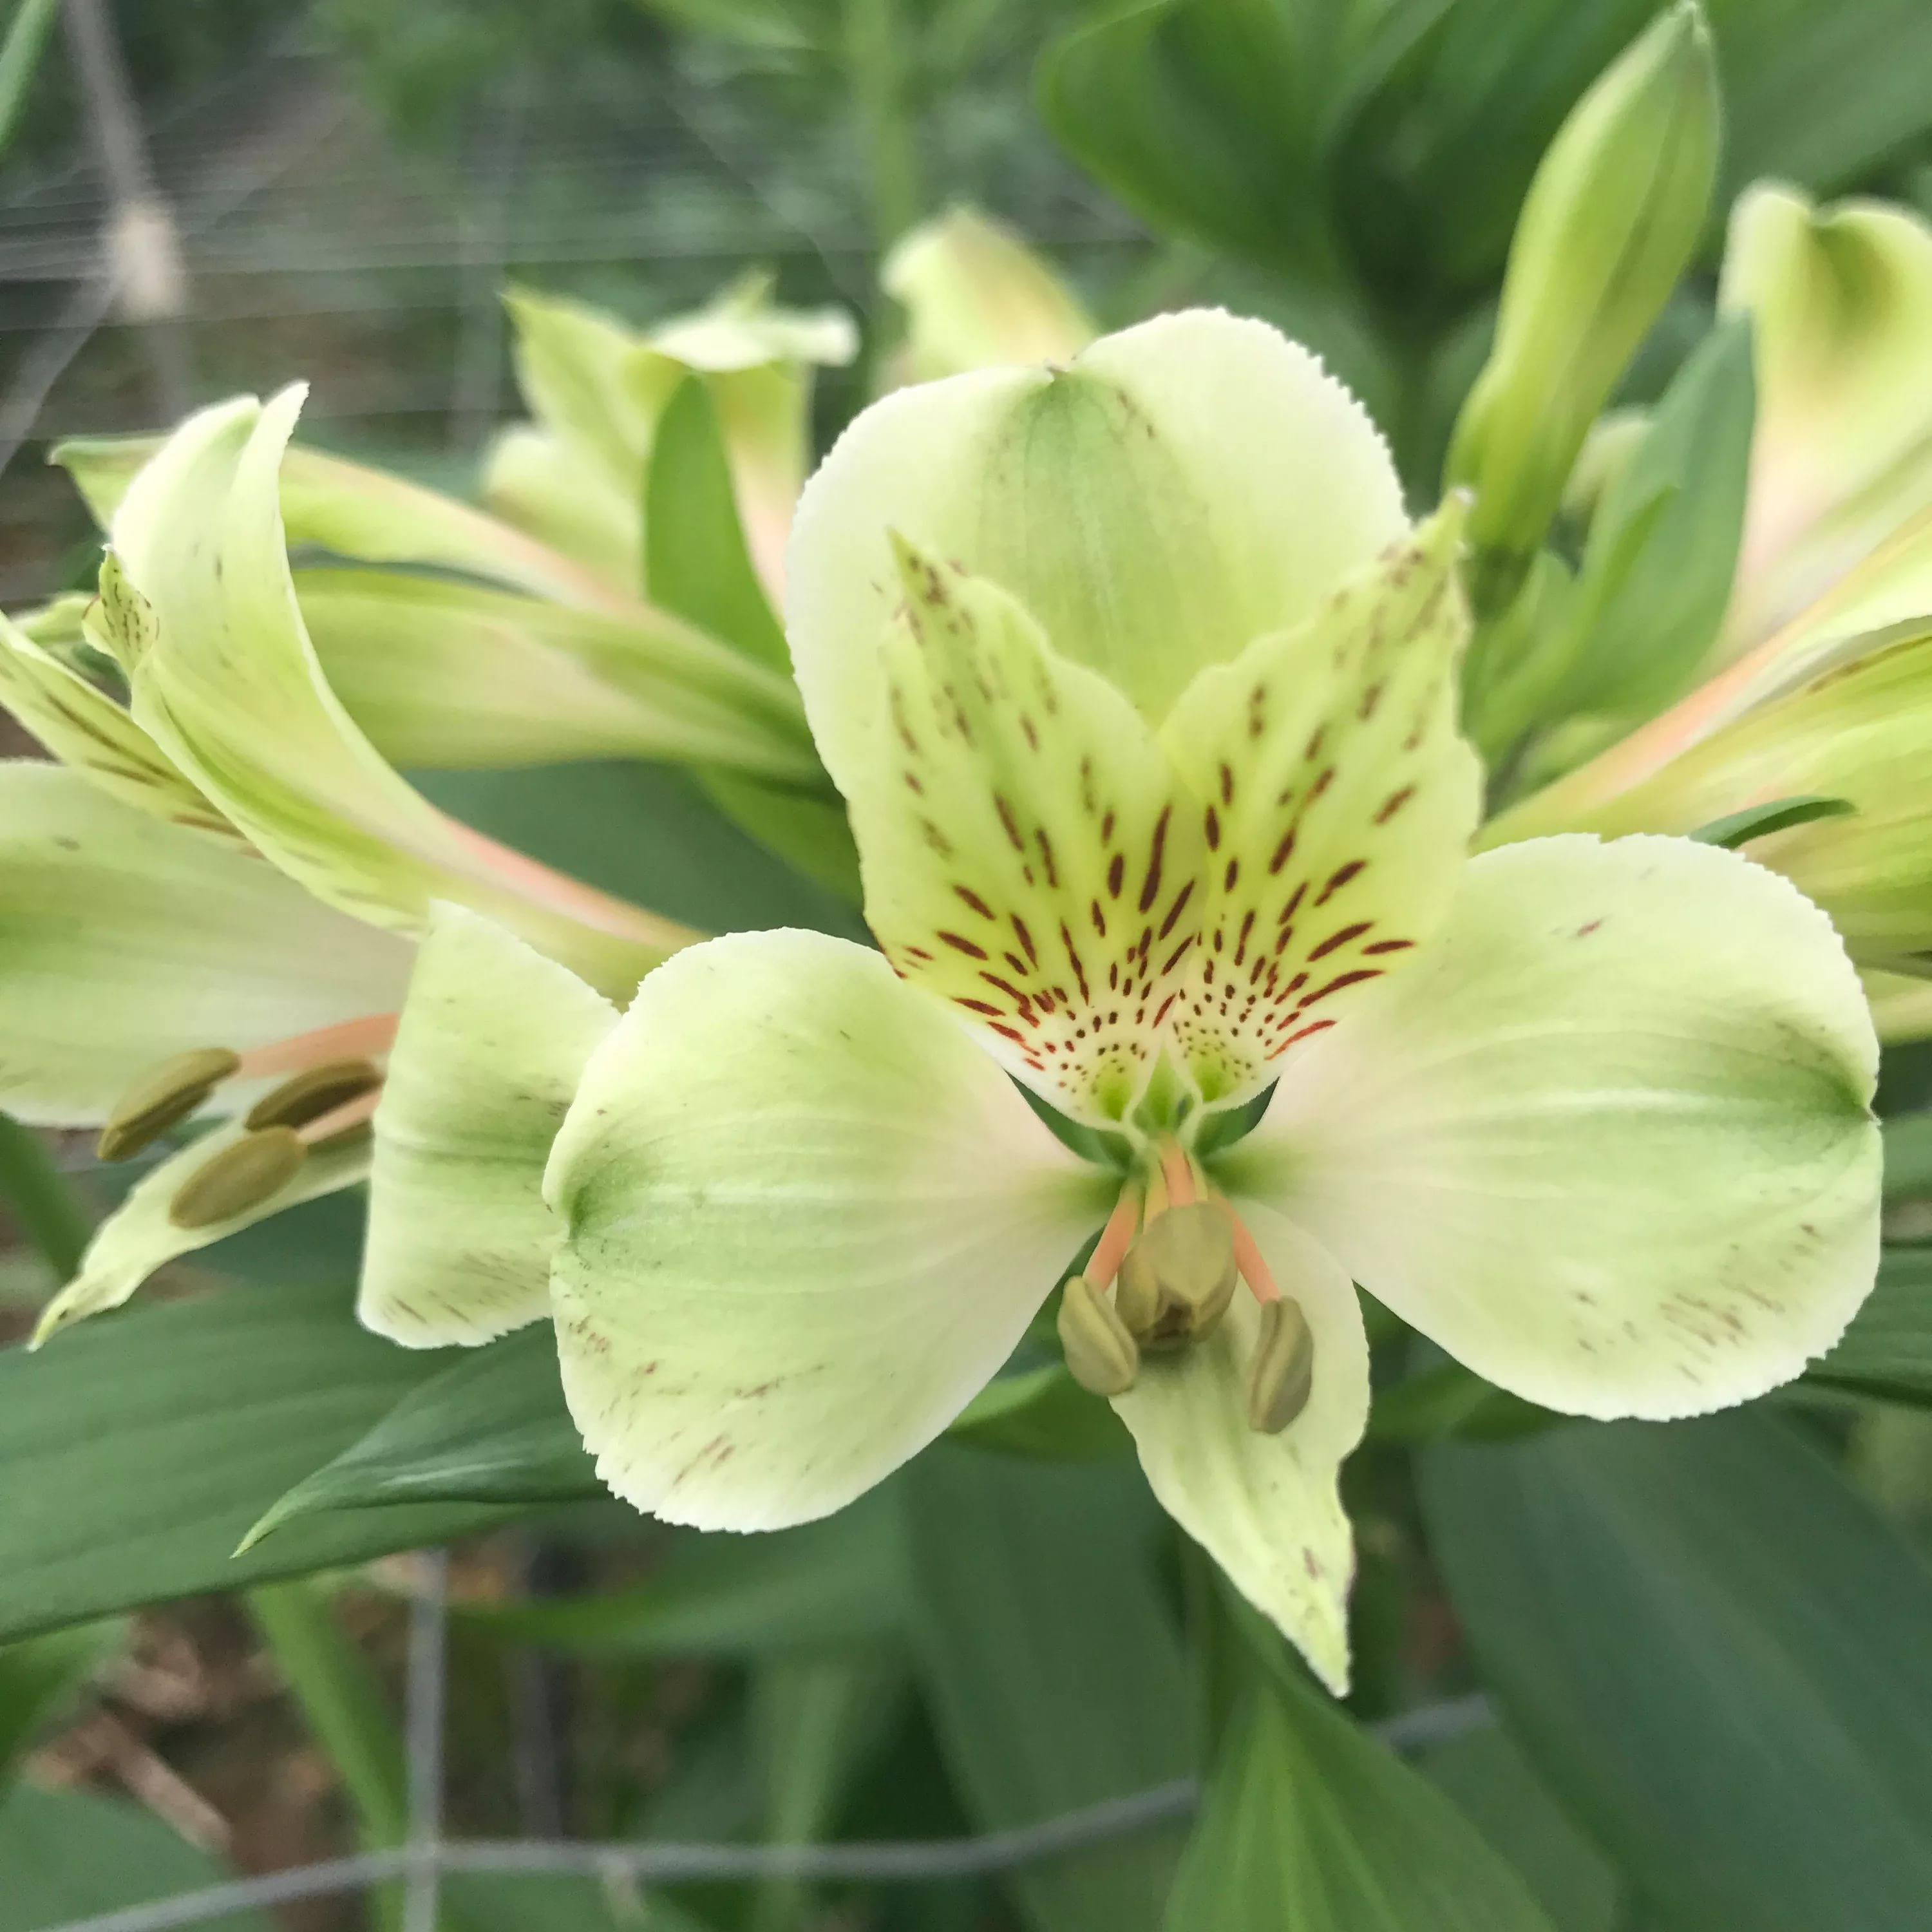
167,1127,305,1229
1057,1274,1141,1397
1246,1296,1316,1435
97,1046,240,1162
1446,2,1719,568
245,1058,384,1133
1115,1203,1238,1349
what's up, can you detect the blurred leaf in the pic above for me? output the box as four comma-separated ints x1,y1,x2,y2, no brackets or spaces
1423,1728,1624,1932
0,0,59,156
948,1363,1133,1457
1557,317,1757,717
1164,1665,1557,1931
415,761,865,941
1885,1111,1932,1200
1687,794,1857,852
0,1783,271,1931
630,0,829,55
0,1620,122,1782
697,768,864,907
243,1327,597,1551
1806,1246,1932,1405
464,1488,907,1656
1421,1412,1932,1932
0,1280,527,1642
446,1877,716,1932
1711,0,1932,200
645,376,790,672
1038,0,1358,282
905,1449,1191,1932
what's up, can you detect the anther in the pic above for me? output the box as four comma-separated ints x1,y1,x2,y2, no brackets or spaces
97,1047,240,1162
245,1058,384,1133
1057,1274,1141,1397
167,1127,306,1229
1115,1202,1237,1349
1246,1296,1316,1434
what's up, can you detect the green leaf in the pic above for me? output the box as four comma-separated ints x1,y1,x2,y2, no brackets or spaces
0,1783,271,1931
1421,1411,1932,1932
0,1620,122,1782
1556,317,1757,718
0,0,57,158
696,768,863,907
1164,1666,1557,1931
905,1448,1193,1932
644,376,790,672
1806,1245,1932,1404
243,1327,598,1551
0,1280,531,1642
1883,1111,1932,1202
947,1363,1133,1457
462,1489,908,1657
1688,795,1857,851
1423,1729,1624,1932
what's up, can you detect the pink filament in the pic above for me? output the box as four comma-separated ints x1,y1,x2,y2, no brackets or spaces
1086,1188,1142,1290
234,1013,400,1081
1159,1142,1197,1208
294,1086,383,1147
1226,1208,1282,1305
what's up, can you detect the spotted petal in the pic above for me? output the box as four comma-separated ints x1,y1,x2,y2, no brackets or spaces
1110,1202,1369,1695
1158,504,1481,1107
786,309,1405,803
0,762,411,1126
362,905,618,1349
853,539,1200,1125
101,389,697,1001
1221,836,1880,1419
32,1123,372,1345
545,929,1113,1530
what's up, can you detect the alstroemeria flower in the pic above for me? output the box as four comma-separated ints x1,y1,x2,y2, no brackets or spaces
2,390,698,1338
1716,185,1932,657
358,313,1880,1690
484,275,857,603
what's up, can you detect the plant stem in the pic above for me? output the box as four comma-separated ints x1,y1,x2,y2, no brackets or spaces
844,0,922,261
0,1113,91,1281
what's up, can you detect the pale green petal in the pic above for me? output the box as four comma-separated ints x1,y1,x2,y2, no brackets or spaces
881,206,1097,386
480,422,639,590
295,567,817,779
57,430,627,612
1110,1202,1368,1696
1159,505,1480,1106
545,929,1113,1530
0,609,234,840
1719,185,1932,654
1499,623,1932,974
362,905,617,1348
786,309,1405,800
851,540,1197,1126
102,390,696,1000
1220,835,1880,1420
32,1123,371,1344
0,762,412,1125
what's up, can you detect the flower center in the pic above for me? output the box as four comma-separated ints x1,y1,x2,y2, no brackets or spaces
1056,1139,1315,1433
96,1013,397,1229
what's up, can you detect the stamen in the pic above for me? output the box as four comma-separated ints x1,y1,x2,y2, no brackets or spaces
1086,1186,1142,1291
1057,1274,1140,1397
1246,1296,1316,1434
1116,1202,1237,1348
97,1046,241,1162
292,1086,383,1150
1159,1141,1197,1208
246,1059,384,1134
1226,1208,1282,1305
167,1128,305,1229
232,1013,399,1082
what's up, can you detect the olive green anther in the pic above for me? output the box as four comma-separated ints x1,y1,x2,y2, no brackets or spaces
244,1057,384,1133
1057,1274,1141,1397
96,1046,241,1162
1247,1296,1316,1435
167,1126,306,1230
1115,1202,1237,1350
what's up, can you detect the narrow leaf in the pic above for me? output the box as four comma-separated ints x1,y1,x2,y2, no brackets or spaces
1688,793,1856,849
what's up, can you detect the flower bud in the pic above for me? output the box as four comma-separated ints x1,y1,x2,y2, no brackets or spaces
881,208,1095,388
1445,2,1719,567
1115,1202,1238,1349
1057,1273,1141,1397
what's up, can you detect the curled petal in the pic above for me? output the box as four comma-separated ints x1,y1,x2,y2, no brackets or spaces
545,929,1113,1530
1222,835,1879,1419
